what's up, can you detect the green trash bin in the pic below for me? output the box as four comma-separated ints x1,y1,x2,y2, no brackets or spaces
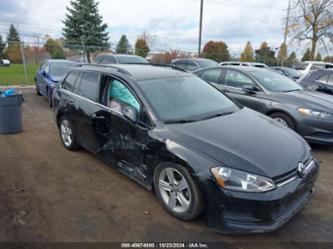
0,91,23,134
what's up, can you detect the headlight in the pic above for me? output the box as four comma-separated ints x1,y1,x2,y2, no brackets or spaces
211,167,276,192
297,108,331,119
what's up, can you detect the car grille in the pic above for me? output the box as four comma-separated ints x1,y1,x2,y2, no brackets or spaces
273,156,313,187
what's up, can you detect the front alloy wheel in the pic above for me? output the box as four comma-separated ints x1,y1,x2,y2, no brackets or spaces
154,163,203,221
159,168,191,213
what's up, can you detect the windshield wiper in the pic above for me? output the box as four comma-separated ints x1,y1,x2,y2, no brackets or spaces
283,89,301,93
165,119,197,124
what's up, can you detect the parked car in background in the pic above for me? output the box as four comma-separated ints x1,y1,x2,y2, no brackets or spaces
35,59,75,107
295,61,333,76
95,53,149,64
194,66,333,144
171,58,220,72
220,61,269,68
272,66,303,80
0,59,11,67
53,63,318,233
298,69,333,95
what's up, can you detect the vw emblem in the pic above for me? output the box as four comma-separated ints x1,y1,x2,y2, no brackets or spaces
298,162,306,177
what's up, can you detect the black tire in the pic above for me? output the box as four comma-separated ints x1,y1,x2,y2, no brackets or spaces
154,162,204,221
58,116,80,151
270,112,295,130
35,82,42,96
47,88,53,107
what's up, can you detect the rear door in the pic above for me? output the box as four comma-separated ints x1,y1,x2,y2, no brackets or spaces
74,71,104,152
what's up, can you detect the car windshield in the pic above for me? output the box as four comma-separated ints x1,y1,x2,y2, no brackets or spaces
284,67,302,78
49,62,75,76
249,69,303,92
137,76,238,123
196,59,220,68
117,56,148,64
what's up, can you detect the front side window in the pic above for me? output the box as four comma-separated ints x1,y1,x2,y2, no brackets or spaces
49,62,75,76
78,72,100,101
62,71,79,92
249,69,303,92
173,61,186,70
199,69,222,84
327,74,333,85
108,80,140,113
137,76,238,122
317,73,329,84
225,70,255,88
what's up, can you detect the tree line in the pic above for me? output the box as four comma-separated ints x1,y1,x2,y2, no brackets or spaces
1,0,332,65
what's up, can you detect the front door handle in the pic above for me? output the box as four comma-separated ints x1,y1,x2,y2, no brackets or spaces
92,114,106,120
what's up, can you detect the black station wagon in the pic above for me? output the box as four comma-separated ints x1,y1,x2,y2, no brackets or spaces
53,64,319,233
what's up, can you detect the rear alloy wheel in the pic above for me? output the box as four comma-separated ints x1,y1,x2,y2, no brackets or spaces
154,163,203,221
270,112,295,130
59,116,79,150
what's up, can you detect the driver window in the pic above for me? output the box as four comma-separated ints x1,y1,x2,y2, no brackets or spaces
108,79,141,113
225,70,255,88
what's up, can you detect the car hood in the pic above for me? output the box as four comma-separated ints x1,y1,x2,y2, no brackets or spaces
269,90,333,112
161,108,310,178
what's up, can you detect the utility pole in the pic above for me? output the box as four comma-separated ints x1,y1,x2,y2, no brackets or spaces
198,0,204,57
282,0,291,66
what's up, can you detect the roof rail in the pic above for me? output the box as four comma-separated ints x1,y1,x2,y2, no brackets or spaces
115,62,188,72
149,63,188,72
73,63,132,76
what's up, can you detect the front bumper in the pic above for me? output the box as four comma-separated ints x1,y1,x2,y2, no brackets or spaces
297,117,333,144
204,160,319,234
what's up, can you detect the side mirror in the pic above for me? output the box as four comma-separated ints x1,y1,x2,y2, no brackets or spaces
123,106,138,123
42,70,47,76
242,84,259,94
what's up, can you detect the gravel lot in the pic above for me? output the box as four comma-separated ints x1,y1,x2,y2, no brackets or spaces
0,88,332,248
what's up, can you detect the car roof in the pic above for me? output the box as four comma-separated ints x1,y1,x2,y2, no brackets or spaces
47,59,74,63
195,65,267,73
75,64,191,81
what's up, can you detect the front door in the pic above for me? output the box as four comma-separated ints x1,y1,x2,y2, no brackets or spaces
218,69,268,112
93,76,152,184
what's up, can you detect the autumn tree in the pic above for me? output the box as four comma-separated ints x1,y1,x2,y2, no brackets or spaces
289,0,333,60
302,47,312,61
240,41,255,62
116,35,131,54
255,41,277,66
134,35,150,58
202,41,230,62
286,52,298,66
277,43,288,66
5,24,22,63
315,52,322,61
44,39,65,59
63,0,109,62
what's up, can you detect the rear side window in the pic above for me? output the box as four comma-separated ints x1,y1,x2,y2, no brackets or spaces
78,72,100,102
186,61,198,71
62,71,79,92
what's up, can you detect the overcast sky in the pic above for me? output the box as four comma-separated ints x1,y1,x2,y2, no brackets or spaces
0,0,316,56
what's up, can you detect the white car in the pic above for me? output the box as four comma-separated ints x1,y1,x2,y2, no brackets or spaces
295,61,333,75
0,59,11,67
220,61,269,68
